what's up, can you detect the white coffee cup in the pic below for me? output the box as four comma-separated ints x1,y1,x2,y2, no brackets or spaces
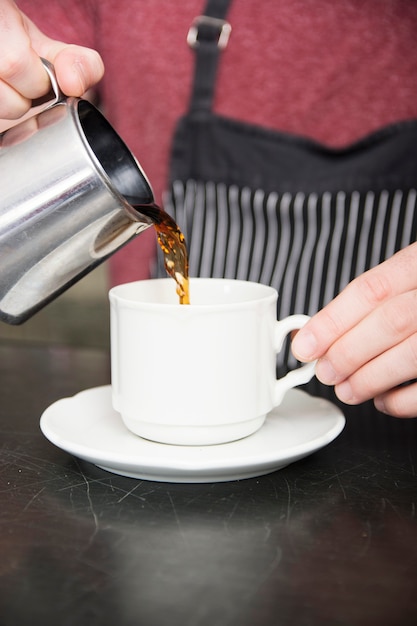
109,278,316,446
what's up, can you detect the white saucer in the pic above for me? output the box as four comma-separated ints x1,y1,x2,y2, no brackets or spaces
40,386,345,483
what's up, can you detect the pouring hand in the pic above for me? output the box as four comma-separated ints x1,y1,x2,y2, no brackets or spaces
0,0,104,121
292,241,417,418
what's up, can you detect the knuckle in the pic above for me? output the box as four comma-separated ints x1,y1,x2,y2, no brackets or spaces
0,49,28,81
381,295,417,338
355,270,392,308
318,306,347,341
325,310,345,337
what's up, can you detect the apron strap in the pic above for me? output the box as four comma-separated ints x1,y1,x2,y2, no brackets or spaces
186,0,233,115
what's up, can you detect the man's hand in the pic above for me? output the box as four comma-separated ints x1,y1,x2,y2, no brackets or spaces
292,241,417,417
0,0,103,122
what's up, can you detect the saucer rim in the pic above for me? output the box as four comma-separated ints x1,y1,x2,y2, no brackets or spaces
40,385,346,481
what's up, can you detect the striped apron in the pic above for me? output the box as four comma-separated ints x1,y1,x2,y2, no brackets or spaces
156,0,417,372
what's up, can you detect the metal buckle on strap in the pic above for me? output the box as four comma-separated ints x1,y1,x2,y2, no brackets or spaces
187,15,232,50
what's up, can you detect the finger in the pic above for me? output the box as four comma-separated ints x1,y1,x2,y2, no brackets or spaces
375,382,417,418
0,4,51,99
0,80,31,119
292,242,417,361
50,45,104,97
333,331,417,406
24,15,104,97
315,289,417,385
0,5,104,121
0,43,104,121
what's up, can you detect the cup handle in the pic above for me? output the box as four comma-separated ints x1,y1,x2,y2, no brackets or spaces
273,314,316,406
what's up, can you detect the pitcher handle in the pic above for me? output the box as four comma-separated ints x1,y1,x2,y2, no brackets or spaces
31,58,65,109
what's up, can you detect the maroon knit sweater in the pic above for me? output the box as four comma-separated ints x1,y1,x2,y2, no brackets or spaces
18,0,417,283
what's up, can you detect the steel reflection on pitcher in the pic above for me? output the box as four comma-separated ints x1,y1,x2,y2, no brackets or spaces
0,59,154,324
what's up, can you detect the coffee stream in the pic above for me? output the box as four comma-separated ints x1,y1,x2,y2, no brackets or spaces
133,203,190,304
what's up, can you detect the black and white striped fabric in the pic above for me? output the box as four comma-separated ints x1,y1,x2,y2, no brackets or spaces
165,183,417,314
159,181,417,370
155,0,417,372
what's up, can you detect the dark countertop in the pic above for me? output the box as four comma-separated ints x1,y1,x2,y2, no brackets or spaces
0,343,416,626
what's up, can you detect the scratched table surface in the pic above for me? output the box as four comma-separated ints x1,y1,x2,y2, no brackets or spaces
0,343,417,626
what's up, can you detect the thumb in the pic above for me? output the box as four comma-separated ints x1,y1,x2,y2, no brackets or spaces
25,17,104,97
0,2,104,122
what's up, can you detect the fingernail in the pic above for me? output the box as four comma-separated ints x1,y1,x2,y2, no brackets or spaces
374,397,386,414
292,330,318,360
316,358,338,384
336,380,354,403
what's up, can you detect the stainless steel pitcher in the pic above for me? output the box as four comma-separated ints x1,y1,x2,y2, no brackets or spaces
0,59,154,324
